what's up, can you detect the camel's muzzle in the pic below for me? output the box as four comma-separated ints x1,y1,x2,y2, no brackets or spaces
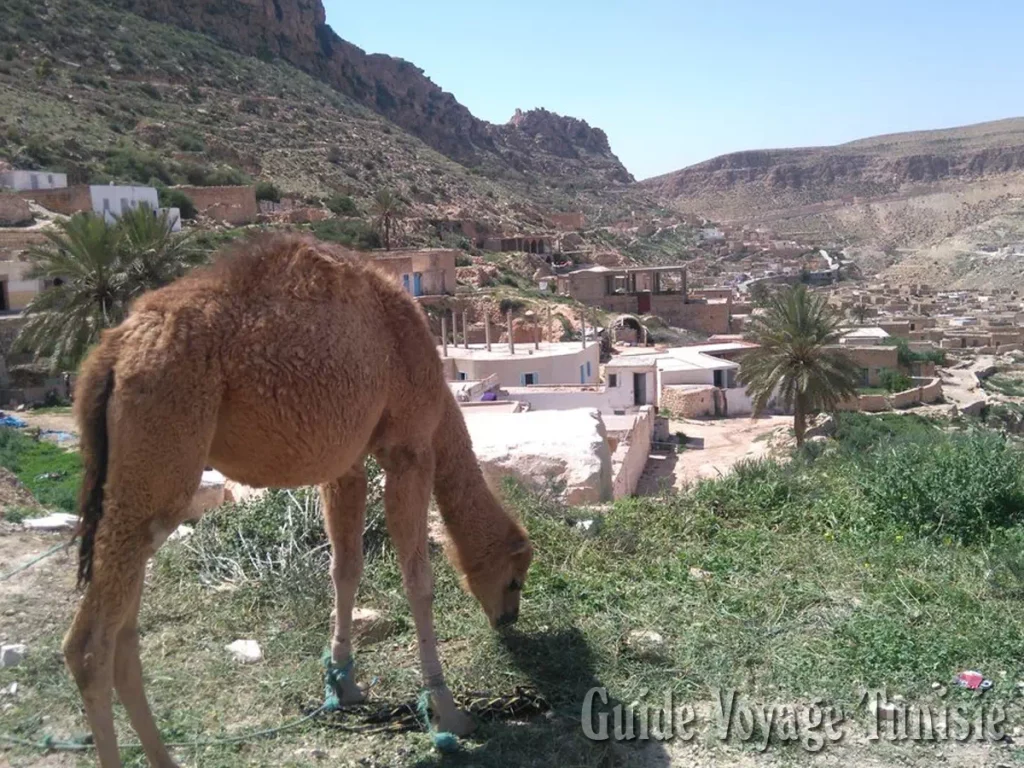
494,610,519,629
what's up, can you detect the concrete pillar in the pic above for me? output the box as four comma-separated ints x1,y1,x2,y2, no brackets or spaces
533,312,539,350
462,310,469,349
451,309,458,346
547,305,553,343
441,313,448,357
507,310,515,355
485,312,492,351
580,308,587,349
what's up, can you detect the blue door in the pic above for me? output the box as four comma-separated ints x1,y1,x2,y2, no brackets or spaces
413,273,423,297
580,364,585,384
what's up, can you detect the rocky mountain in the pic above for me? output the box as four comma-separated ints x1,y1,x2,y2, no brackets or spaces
110,0,633,185
641,118,1024,221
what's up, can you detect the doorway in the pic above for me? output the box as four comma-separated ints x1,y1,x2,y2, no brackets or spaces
637,291,652,314
633,372,647,406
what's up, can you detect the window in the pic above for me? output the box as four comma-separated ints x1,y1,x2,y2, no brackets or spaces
120,198,131,214
457,372,467,381
609,374,618,388
586,361,592,378
521,372,538,386
859,368,870,386
47,174,53,186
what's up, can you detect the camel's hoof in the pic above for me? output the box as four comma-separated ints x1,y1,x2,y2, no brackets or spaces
434,705,476,737
339,679,367,705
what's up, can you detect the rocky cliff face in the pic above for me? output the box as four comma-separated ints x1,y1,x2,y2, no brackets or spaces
114,0,631,183
641,119,1024,212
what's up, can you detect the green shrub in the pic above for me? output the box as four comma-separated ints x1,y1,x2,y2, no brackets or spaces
879,369,914,393
104,146,175,185
454,254,472,267
311,218,381,250
325,193,356,215
858,432,1024,542
0,427,82,512
254,180,281,202
185,164,250,187
157,186,196,219
175,131,205,152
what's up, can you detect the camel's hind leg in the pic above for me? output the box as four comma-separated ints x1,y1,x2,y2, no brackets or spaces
64,393,215,767
320,465,367,704
376,446,475,737
113,585,179,768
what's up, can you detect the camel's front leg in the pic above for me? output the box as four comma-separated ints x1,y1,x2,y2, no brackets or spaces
377,446,475,736
321,468,368,706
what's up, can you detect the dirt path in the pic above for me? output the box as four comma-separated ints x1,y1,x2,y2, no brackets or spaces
12,410,79,449
638,415,791,494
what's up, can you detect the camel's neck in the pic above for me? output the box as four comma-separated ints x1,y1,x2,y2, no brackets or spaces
432,391,510,562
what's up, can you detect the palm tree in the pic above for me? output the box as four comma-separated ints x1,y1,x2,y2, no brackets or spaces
371,189,404,250
850,304,869,325
17,213,131,372
739,284,860,446
16,207,203,372
117,203,203,293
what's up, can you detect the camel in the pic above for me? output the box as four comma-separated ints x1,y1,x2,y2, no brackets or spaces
65,233,534,768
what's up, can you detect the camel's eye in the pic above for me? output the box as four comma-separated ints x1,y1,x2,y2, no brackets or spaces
508,579,522,592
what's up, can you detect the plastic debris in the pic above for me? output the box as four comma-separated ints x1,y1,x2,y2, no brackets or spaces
953,670,992,690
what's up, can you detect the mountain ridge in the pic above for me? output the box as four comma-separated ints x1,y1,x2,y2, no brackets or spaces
111,0,634,185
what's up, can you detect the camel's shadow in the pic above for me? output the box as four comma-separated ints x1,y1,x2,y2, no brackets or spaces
410,626,670,767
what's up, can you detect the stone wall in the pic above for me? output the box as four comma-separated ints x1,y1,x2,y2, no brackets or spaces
611,406,654,499
660,384,716,418
18,186,92,215
174,185,258,225
671,301,731,335
0,194,32,226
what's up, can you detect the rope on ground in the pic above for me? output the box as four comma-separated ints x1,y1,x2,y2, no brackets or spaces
0,541,69,582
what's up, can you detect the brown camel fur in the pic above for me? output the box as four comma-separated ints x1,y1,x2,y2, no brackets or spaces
65,233,533,768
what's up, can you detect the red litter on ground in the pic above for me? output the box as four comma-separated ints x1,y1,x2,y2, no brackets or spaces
953,671,993,690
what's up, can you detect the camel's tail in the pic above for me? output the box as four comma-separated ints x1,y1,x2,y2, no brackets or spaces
73,342,117,588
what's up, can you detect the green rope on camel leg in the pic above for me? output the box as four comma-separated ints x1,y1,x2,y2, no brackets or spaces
322,651,355,712
416,689,461,754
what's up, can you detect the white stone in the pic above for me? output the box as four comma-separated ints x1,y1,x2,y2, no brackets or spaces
462,408,613,504
0,644,27,668
626,630,665,659
688,567,713,581
22,513,78,530
191,470,226,516
3,682,17,696
224,639,262,664
168,524,193,542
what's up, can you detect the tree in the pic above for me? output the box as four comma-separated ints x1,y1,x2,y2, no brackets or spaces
116,204,204,294
739,284,860,446
371,188,404,250
16,207,202,372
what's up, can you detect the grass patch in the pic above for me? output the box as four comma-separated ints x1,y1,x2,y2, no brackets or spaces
0,426,81,511
985,374,1024,398
5,414,1024,764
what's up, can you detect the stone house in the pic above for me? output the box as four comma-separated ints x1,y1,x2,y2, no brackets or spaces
832,345,899,387
555,264,731,335
368,248,457,298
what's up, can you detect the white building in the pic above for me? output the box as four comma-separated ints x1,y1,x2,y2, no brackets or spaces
839,327,890,345
440,341,600,388
0,170,67,191
90,185,159,223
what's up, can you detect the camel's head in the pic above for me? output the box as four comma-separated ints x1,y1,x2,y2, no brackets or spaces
463,524,533,630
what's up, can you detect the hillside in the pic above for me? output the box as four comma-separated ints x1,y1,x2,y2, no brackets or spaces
0,0,660,234
641,118,1024,220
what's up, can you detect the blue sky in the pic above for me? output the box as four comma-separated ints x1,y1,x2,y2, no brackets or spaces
323,0,1024,180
